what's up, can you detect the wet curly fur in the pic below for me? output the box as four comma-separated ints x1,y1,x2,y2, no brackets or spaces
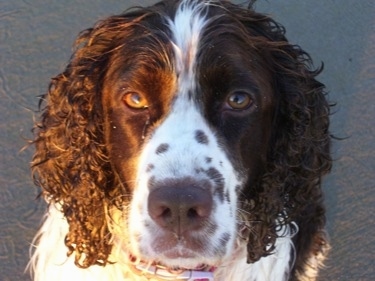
31,0,332,280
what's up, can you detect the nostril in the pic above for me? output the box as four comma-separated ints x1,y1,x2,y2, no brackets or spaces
149,204,172,222
187,208,201,220
153,206,172,219
187,205,210,219
161,207,171,218
187,208,198,219
160,207,173,222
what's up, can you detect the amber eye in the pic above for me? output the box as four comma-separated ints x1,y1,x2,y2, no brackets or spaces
227,91,253,110
123,92,148,109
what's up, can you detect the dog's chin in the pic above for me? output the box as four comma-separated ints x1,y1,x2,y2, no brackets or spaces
160,258,212,272
161,247,198,260
138,248,215,270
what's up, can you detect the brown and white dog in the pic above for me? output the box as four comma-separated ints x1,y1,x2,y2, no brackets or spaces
29,0,332,280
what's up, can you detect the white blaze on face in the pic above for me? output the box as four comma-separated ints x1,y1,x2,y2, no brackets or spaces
167,0,210,93
127,0,242,264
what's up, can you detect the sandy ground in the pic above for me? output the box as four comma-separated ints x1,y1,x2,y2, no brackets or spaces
1,0,374,280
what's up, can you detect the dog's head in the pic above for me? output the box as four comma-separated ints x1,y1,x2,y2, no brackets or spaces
32,0,331,271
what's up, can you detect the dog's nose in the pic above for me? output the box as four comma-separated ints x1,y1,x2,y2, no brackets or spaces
148,185,213,234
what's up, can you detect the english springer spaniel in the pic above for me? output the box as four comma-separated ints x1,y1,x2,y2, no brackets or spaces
29,0,332,280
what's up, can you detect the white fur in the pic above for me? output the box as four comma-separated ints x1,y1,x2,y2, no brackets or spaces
215,225,295,281
29,205,294,281
167,0,210,85
28,205,125,281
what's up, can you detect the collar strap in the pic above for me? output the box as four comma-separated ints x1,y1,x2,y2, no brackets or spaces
133,261,215,281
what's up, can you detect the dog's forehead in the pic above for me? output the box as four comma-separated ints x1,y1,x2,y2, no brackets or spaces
167,0,210,99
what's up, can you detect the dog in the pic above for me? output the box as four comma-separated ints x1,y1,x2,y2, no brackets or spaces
29,0,332,280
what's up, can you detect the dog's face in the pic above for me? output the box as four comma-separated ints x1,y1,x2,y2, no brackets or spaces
31,0,331,277
102,1,275,268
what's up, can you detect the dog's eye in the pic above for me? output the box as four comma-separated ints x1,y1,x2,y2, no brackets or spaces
226,91,253,110
123,92,148,109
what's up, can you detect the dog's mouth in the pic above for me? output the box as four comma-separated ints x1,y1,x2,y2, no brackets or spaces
129,255,215,280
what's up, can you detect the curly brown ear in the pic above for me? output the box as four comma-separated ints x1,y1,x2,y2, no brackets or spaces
268,44,332,277
31,15,138,268
235,7,332,266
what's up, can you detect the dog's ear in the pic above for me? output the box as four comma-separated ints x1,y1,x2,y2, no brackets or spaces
31,10,150,268
32,29,113,268
232,5,332,263
267,44,332,271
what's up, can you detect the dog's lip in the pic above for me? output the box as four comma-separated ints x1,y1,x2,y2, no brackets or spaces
150,230,210,256
162,247,197,259
129,254,215,272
